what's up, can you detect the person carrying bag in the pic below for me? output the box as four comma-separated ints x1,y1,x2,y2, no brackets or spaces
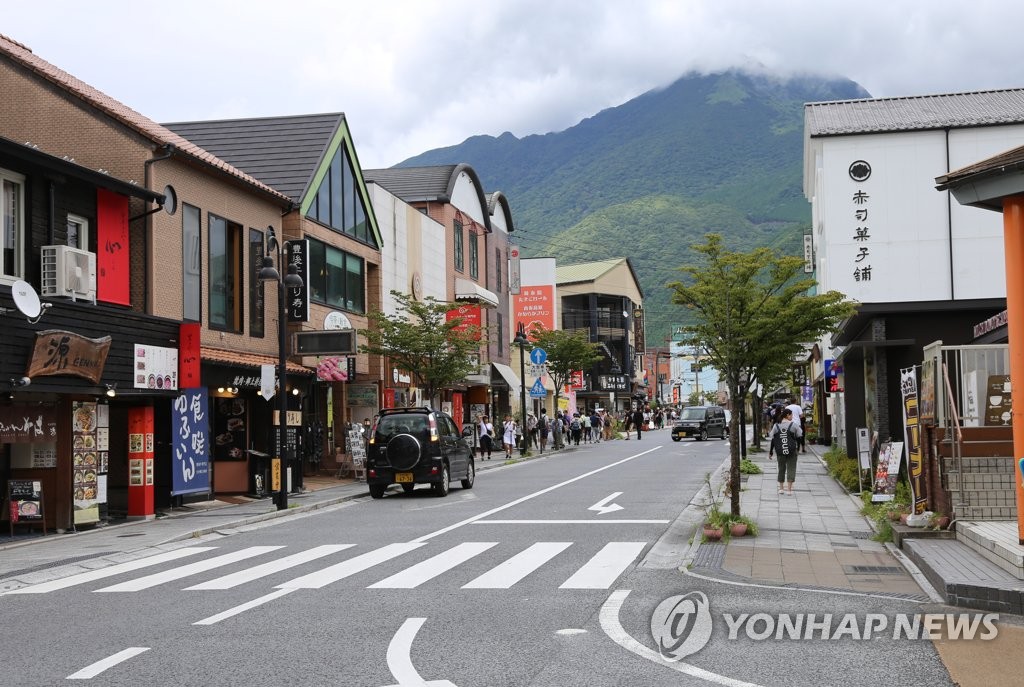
478,415,494,460
767,407,802,496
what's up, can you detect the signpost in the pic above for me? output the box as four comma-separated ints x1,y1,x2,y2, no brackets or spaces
530,378,547,398
529,348,547,365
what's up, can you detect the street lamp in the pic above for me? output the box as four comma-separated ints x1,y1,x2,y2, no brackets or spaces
259,226,303,511
513,322,530,457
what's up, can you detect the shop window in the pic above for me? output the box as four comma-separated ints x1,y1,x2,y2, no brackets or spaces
209,214,243,333
304,146,377,248
1,168,25,282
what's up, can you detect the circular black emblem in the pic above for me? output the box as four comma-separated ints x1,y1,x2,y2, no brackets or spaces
849,160,871,182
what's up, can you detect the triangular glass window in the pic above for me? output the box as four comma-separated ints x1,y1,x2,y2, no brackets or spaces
305,145,375,247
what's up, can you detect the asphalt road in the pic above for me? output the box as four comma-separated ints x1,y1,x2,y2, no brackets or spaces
0,431,962,686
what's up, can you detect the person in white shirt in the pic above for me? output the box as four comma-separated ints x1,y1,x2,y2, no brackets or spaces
786,398,805,452
478,415,494,460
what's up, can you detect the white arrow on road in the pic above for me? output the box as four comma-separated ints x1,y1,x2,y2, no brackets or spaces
588,492,625,515
382,617,457,687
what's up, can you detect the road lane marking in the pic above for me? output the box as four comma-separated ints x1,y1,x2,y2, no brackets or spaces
411,446,661,543
599,589,763,687
473,519,669,524
94,546,283,592
384,618,457,687
4,547,217,595
560,542,646,589
193,588,296,626
276,543,425,589
369,542,498,589
462,542,572,589
66,647,150,680
588,492,624,515
184,545,355,590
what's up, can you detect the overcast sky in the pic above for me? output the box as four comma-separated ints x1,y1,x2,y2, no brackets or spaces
4,1,1022,168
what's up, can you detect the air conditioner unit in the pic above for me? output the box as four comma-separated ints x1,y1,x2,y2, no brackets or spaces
41,245,97,303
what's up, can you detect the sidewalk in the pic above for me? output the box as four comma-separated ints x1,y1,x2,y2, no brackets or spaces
0,443,576,587
690,444,932,600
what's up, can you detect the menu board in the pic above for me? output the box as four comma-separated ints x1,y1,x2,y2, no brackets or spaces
8,479,43,522
214,397,247,460
985,375,1012,426
72,401,101,525
134,343,179,390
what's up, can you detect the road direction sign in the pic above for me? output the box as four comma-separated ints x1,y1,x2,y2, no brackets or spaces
529,348,547,365
529,363,547,378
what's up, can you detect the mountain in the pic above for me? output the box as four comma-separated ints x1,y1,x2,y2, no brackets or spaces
398,70,870,344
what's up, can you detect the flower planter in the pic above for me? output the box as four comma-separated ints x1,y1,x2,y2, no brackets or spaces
932,516,951,530
729,522,748,537
887,511,903,522
899,513,909,525
703,526,724,541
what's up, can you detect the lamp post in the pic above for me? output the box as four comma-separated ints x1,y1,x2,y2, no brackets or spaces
258,227,303,511
513,322,530,457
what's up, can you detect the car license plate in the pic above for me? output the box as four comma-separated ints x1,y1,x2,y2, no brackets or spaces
395,472,414,483
678,431,687,437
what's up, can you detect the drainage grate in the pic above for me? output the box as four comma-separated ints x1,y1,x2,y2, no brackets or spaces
845,565,904,575
692,542,726,569
116,533,147,538
0,551,119,579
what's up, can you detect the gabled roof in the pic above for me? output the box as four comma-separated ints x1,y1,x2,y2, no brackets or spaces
165,113,343,203
364,163,493,231
805,87,1024,137
0,33,289,205
555,257,644,296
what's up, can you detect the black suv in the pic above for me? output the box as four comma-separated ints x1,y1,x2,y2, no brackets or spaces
671,405,728,441
365,407,475,498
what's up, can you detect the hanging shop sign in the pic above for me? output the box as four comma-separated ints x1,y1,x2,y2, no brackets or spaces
26,330,111,384
179,323,201,388
598,374,629,392
286,239,310,323
0,404,58,443
899,368,927,514
172,388,211,496
348,383,379,407
633,307,646,353
973,310,1008,339
134,343,179,390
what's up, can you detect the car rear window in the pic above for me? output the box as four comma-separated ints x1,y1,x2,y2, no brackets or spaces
376,415,429,440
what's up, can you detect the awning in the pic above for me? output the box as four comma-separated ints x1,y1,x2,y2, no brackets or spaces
201,346,314,376
455,278,499,308
491,362,521,392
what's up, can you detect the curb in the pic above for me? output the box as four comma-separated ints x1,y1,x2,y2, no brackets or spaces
671,455,734,571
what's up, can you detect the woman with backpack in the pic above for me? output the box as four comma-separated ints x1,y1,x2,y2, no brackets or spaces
767,407,802,496
570,414,583,445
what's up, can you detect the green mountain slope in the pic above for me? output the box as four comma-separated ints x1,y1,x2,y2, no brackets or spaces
399,70,869,342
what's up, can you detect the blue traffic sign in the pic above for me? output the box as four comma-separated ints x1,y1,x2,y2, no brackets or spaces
530,378,547,398
529,348,547,365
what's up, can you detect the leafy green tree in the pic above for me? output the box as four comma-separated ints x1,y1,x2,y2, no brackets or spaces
668,234,856,516
359,291,485,406
528,327,604,412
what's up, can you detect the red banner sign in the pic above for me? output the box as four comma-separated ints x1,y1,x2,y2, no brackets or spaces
513,285,555,340
570,370,585,390
96,188,130,306
446,304,482,340
179,323,201,388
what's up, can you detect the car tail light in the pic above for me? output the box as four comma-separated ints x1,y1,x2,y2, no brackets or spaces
428,414,439,443
430,466,439,474
368,469,377,478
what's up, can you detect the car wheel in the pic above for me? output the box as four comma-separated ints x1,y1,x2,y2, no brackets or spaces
369,484,386,499
433,463,450,497
672,436,681,442
699,429,708,441
401,483,415,494
460,459,475,489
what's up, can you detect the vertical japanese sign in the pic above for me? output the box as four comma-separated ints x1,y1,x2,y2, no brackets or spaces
249,229,265,338
179,322,201,388
96,188,130,305
849,159,873,285
900,368,926,513
508,244,521,295
803,233,814,273
513,285,555,340
286,239,310,323
171,388,211,496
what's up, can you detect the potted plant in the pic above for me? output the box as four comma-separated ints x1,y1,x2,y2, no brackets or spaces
701,472,725,541
930,513,951,530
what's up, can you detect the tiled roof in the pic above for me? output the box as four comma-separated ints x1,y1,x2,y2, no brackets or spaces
937,143,1024,189
0,34,290,204
201,346,314,376
165,113,343,203
555,259,625,285
805,88,1024,136
363,165,460,202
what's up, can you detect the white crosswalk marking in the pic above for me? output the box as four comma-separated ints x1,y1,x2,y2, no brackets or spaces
277,543,425,589
94,546,283,593
462,542,573,589
2,547,217,595
184,545,355,590
368,542,498,589
558,542,646,589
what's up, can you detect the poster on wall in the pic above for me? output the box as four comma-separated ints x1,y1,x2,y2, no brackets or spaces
213,396,247,461
920,358,936,423
134,344,179,390
984,374,1012,426
71,401,101,524
172,388,211,496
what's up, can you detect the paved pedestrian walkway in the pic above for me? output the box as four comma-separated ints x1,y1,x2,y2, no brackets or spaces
692,445,930,599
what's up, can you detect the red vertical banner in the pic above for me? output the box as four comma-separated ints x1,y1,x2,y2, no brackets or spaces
452,393,464,432
96,189,130,305
179,323,201,388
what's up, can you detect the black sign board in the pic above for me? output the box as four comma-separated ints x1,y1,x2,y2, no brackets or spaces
286,239,310,323
6,479,46,536
273,427,301,461
347,357,357,381
598,374,630,391
294,330,355,355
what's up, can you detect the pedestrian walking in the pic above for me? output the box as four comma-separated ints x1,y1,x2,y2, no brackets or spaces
631,407,645,440
768,407,802,495
501,414,517,459
538,410,549,452
589,410,602,442
581,413,592,443
552,411,564,449
478,415,494,460
786,397,806,452
570,414,583,445
526,412,538,450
